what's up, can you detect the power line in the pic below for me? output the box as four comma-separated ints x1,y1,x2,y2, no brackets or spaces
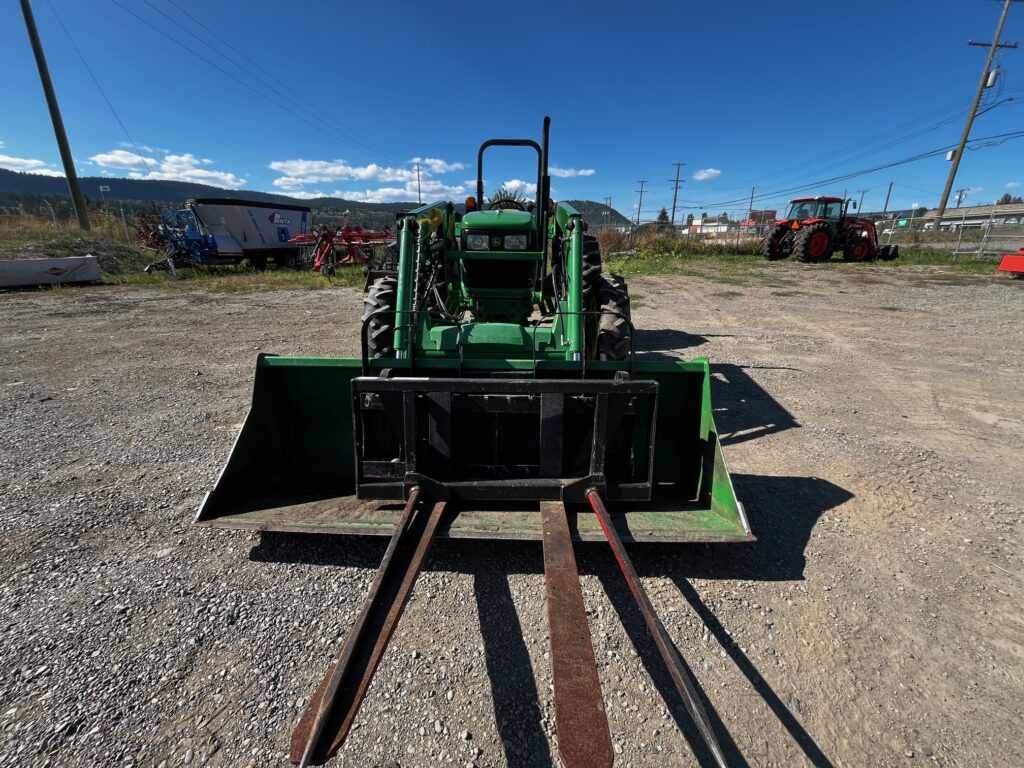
107,0,401,163
45,0,155,175
680,129,1024,211
147,0,404,165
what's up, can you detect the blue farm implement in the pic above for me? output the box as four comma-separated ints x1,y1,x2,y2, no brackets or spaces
145,198,310,273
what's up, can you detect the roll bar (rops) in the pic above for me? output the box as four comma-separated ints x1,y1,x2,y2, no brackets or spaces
475,116,552,255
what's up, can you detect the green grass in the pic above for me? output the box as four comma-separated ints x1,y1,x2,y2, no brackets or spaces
603,241,1002,279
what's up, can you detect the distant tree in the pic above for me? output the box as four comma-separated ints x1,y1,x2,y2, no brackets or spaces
686,213,695,226
700,211,708,220
487,186,531,208
657,207,669,223
718,212,730,224
997,192,1024,205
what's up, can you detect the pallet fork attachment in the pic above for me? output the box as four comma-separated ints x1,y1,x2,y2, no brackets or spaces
289,488,730,767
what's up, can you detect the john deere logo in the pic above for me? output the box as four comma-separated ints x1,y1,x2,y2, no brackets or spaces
491,236,502,248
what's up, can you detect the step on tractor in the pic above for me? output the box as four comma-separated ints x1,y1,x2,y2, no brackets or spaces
196,118,751,768
761,195,899,263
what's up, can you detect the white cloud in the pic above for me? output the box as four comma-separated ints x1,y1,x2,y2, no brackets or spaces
339,178,467,203
90,149,246,188
117,141,168,154
268,159,417,189
550,166,595,178
1007,181,1021,189
498,179,537,196
693,168,722,181
91,149,154,171
269,155,467,203
0,145,64,176
269,156,466,191
411,157,465,174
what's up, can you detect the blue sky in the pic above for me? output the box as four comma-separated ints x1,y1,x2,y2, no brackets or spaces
3,0,1023,218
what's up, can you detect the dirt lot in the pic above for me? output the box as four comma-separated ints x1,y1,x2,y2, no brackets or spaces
1,262,1021,768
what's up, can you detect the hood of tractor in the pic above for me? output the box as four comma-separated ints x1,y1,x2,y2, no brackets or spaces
459,210,536,231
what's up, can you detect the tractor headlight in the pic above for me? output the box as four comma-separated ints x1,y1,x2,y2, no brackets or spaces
466,233,490,251
503,234,528,250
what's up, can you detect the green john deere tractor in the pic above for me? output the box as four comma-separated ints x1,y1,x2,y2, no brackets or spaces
197,118,751,768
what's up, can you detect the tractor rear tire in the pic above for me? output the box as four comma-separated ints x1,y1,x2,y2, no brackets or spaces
843,237,873,262
363,276,398,358
793,223,833,263
761,226,789,260
582,234,602,307
596,273,632,361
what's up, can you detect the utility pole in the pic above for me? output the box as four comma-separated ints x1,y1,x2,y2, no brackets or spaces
414,164,422,204
856,188,869,212
882,181,894,214
746,186,756,235
668,162,685,226
603,196,612,230
20,0,90,230
634,180,647,226
955,188,969,207
935,0,1017,223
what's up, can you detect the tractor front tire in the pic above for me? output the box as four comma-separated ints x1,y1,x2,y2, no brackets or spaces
793,223,833,263
363,276,397,358
596,273,632,361
582,234,603,307
843,237,873,262
761,226,789,260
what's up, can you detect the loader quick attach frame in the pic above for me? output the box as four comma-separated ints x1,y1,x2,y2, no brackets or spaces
353,374,659,503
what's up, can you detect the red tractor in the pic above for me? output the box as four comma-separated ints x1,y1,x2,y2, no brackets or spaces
761,195,899,263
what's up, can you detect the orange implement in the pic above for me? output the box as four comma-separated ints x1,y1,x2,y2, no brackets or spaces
998,250,1024,276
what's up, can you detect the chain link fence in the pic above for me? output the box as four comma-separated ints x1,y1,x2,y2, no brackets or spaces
878,211,1024,260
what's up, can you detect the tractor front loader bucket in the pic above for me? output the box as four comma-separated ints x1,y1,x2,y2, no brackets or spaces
196,354,752,544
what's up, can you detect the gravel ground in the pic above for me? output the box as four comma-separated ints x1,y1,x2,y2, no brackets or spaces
0,262,1021,768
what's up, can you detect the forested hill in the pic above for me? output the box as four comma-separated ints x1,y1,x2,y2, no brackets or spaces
0,169,630,228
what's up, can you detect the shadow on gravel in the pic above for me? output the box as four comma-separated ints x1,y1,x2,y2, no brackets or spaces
671,577,837,768
473,566,554,768
250,475,853,583
595,558,751,768
710,364,801,447
635,328,710,355
250,472,851,767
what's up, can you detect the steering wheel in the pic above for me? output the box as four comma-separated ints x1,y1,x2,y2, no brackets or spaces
487,198,527,211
